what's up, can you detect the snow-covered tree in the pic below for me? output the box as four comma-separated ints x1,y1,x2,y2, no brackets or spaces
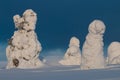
81,20,106,70
108,42,120,64
6,9,44,69
59,37,81,65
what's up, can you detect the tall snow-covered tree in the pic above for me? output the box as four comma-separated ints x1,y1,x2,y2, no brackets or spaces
81,20,106,70
6,9,44,69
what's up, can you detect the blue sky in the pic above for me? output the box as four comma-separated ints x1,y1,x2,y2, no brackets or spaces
0,0,120,60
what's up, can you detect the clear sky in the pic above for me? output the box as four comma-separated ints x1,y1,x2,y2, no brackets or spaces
0,0,120,60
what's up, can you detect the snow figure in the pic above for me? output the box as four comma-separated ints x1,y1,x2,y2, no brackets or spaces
108,42,120,64
6,9,44,69
81,20,106,70
59,37,81,65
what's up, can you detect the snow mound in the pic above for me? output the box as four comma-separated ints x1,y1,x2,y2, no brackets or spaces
59,37,81,65
108,42,120,64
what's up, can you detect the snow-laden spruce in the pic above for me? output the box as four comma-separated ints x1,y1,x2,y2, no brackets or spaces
108,42,120,64
6,9,44,69
59,37,81,65
81,20,106,70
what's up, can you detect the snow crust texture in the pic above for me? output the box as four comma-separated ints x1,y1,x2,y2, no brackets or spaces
81,20,106,70
59,37,81,65
6,9,44,69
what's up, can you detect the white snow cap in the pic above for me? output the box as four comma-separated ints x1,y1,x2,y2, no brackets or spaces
13,9,37,31
6,9,43,69
108,42,120,64
69,37,80,47
89,20,105,35
81,20,106,70
59,37,81,65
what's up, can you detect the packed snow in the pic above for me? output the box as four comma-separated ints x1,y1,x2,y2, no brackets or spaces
59,37,81,65
0,59,120,80
6,9,44,69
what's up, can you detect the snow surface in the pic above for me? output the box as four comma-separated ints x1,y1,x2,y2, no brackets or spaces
0,57,120,80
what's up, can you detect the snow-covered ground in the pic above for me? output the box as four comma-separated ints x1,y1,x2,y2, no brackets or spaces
0,56,120,80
